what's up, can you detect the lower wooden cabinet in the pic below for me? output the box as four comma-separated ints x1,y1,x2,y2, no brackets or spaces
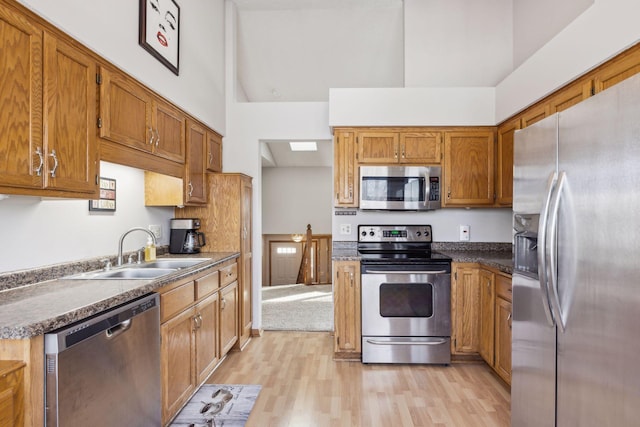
451,264,481,355
479,269,495,364
0,361,25,427
158,259,238,425
333,260,361,358
494,274,512,385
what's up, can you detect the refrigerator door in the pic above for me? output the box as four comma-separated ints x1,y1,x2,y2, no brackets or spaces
512,114,558,427
554,73,640,426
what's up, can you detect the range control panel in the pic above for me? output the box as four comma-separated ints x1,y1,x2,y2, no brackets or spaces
358,225,433,243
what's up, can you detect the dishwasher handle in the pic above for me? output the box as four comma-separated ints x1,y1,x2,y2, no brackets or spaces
105,319,132,339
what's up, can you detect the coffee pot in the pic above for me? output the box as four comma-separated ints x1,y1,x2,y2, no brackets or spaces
183,230,206,253
169,218,206,254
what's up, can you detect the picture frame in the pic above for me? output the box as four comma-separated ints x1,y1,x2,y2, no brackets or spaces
139,0,180,75
89,178,116,212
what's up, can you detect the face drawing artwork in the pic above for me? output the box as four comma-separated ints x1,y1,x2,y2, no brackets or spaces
146,0,178,65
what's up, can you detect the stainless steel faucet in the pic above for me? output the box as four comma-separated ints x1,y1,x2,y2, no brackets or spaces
117,227,157,266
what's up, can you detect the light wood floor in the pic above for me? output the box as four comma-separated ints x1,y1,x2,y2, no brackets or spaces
207,331,510,427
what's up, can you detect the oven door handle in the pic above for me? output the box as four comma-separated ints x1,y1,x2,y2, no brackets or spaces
363,270,448,275
365,338,448,346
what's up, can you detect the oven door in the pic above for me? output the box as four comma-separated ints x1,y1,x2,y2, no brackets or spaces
361,264,451,364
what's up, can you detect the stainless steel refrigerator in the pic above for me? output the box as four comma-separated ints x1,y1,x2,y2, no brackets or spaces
512,72,640,426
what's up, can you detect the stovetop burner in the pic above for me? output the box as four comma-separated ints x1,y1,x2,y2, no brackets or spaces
357,225,451,265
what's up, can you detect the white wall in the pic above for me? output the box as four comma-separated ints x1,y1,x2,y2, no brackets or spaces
17,0,226,133
0,162,174,272
496,0,640,122
404,0,513,87
262,167,332,235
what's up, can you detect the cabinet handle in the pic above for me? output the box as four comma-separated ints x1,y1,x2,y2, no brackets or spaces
188,182,194,196
508,312,512,329
148,127,155,145
221,297,226,310
350,272,354,288
155,129,160,147
208,150,213,166
447,187,451,199
348,183,353,199
34,147,44,176
49,150,58,178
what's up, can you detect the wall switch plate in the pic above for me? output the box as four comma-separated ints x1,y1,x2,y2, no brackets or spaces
339,224,351,235
459,225,470,241
149,224,162,239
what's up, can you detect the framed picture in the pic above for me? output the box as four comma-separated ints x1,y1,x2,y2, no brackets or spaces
89,178,116,212
139,0,180,75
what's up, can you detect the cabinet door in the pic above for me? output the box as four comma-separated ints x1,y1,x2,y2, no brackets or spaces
479,269,495,366
0,362,24,427
239,178,253,347
43,33,97,194
219,281,239,356
399,132,442,164
195,293,219,385
452,265,480,354
520,103,549,128
206,131,222,172
494,297,512,384
357,131,399,163
185,120,207,204
333,261,361,355
593,46,640,94
549,78,593,113
333,131,358,207
99,67,152,152
0,4,43,189
496,118,519,206
153,100,185,163
161,307,196,424
443,131,495,207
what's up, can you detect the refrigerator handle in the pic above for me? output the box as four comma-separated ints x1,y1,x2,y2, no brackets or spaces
546,171,568,332
537,171,557,327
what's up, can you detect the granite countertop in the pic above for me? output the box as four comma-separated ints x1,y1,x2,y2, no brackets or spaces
0,252,239,339
332,242,514,274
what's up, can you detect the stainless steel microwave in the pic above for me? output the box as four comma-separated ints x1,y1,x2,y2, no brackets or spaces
359,166,441,211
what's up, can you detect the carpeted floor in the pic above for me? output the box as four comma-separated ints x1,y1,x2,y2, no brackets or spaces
261,284,333,331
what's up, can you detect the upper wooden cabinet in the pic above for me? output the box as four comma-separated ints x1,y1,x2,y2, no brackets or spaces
548,79,592,113
443,130,495,207
184,120,207,205
99,67,186,164
496,117,518,206
593,45,640,94
206,131,222,172
0,5,98,198
334,130,358,207
357,131,442,164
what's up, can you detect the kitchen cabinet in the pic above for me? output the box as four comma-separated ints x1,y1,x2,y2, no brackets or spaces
593,45,640,94
333,130,358,207
478,269,495,365
443,130,495,207
548,79,593,113
184,120,207,204
177,174,253,350
451,264,481,355
0,5,98,198
494,273,512,385
206,131,222,172
520,103,549,128
158,261,238,424
357,130,442,164
0,361,24,427
219,280,239,355
496,118,518,206
333,260,361,358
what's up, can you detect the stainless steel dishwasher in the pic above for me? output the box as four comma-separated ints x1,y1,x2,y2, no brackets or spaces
44,293,161,426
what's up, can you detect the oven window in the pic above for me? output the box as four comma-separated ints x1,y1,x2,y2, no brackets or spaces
379,283,433,317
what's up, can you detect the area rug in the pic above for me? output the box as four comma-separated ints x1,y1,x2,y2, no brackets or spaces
170,384,261,427
261,284,333,331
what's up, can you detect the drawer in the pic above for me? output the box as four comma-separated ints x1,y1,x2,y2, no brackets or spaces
196,270,219,299
161,281,195,322
496,274,512,302
220,263,238,287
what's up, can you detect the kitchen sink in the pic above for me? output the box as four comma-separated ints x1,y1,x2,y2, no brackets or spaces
65,267,178,280
136,258,211,269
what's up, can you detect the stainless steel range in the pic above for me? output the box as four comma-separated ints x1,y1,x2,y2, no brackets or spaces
358,225,452,364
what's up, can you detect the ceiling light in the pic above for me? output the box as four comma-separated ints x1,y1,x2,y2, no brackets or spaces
289,141,317,151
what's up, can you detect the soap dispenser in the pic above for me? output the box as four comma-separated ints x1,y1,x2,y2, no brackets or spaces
144,237,156,261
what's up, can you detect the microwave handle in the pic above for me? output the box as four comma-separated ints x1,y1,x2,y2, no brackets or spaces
423,171,430,206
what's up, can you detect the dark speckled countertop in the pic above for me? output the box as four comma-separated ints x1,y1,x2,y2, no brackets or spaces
0,252,239,339
332,241,513,274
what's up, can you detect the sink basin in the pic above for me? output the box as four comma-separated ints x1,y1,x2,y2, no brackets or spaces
65,267,177,280
137,258,211,269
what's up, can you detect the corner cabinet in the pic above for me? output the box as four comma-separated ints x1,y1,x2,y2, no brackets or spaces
333,260,361,359
443,130,495,207
0,4,98,198
177,174,253,350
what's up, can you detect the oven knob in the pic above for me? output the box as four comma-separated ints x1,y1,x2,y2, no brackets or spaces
416,231,422,237
369,231,375,236
361,231,367,237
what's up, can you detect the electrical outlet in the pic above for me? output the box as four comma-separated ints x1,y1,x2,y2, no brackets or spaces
459,225,470,241
339,224,351,235
149,224,162,239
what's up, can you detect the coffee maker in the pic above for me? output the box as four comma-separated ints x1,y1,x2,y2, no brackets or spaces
169,218,206,254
